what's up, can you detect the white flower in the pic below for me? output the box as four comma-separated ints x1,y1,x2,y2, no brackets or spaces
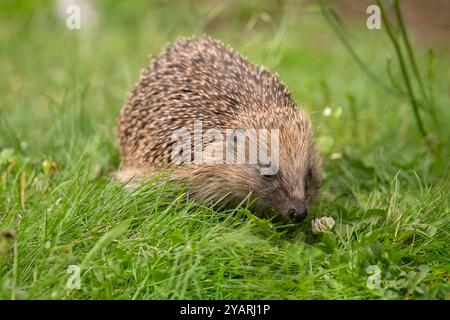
323,107,333,117
311,216,336,235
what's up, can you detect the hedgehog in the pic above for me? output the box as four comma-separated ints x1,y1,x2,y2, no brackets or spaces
117,36,322,223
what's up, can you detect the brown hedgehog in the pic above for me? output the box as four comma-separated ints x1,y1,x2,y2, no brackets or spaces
118,36,321,223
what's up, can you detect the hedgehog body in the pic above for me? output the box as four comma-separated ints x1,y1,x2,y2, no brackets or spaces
118,37,321,223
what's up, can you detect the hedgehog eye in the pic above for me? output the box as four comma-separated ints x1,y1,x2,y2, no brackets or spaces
305,168,314,190
307,168,313,180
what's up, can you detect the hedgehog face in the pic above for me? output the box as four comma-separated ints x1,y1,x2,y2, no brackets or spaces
254,154,321,223
249,123,322,223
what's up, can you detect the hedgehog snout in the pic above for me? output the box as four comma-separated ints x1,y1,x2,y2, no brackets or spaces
287,204,308,223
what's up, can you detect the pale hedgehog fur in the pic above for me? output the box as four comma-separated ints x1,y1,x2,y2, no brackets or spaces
118,36,322,223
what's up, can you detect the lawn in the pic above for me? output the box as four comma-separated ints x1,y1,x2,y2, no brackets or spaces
0,1,449,299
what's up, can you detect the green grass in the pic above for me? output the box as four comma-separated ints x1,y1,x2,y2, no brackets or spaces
0,1,449,299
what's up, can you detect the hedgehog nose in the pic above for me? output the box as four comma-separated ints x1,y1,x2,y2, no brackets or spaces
288,205,307,223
